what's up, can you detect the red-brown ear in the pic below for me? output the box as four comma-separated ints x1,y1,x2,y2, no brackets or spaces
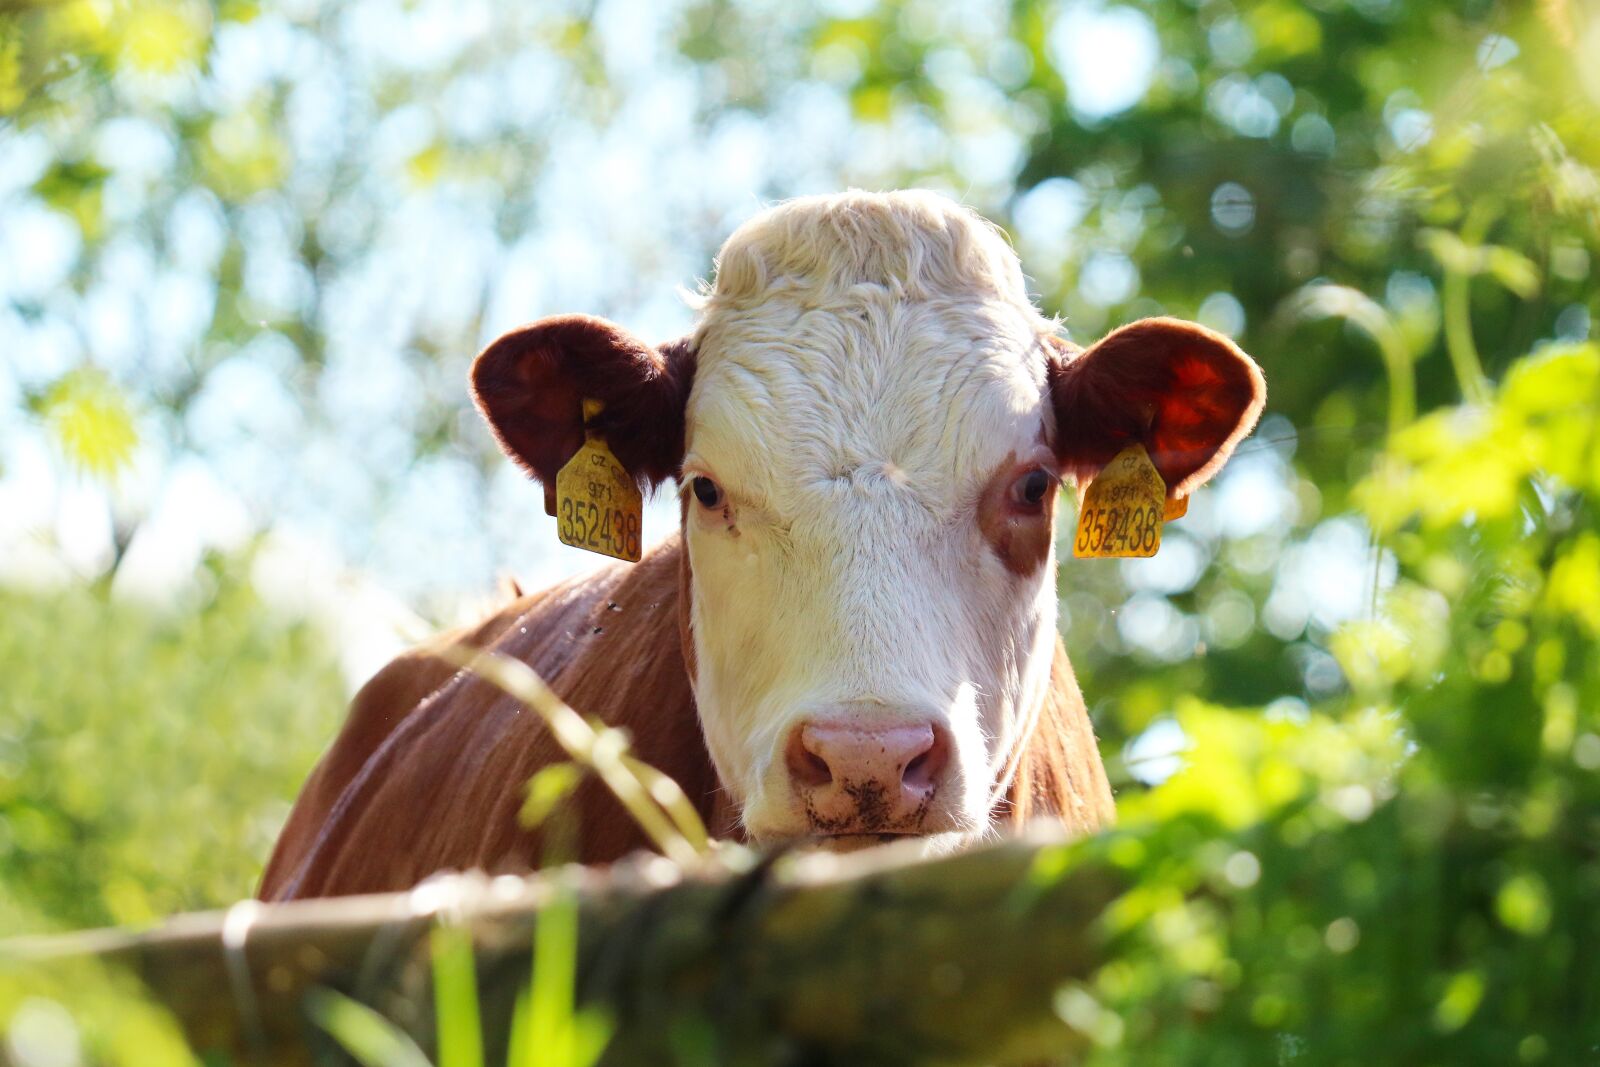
1046,317,1265,499
471,314,696,516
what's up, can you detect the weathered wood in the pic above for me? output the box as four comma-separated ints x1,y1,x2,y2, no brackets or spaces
5,831,1123,1066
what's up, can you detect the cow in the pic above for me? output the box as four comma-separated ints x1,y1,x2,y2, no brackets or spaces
260,190,1264,901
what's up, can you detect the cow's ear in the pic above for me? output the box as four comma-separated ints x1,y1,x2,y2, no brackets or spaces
1047,317,1265,498
471,314,696,515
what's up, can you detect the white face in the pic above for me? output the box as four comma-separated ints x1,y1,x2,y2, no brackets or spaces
682,284,1064,852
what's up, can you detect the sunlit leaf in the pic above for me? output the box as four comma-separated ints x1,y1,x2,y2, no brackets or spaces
198,109,288,199
524,883,611,1067
1433,970,1486,1033
33,157,110,239
1055,984,1127,1048
850,82,892,121
0,36,24,114
1495,872,1552,936
218,0,261,25
1483,246,1540,298
407,142,447,187
1247,1,1322,60
1420,228,1477,275
1420,229,1542,297
1545,533,1600,635
49,0,114,54
119,2,209,74
521,762,584,829
306,988,431,1067
431,925,483,1067
36,369,139,480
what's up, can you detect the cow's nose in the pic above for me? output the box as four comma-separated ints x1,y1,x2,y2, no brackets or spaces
783,720,951,833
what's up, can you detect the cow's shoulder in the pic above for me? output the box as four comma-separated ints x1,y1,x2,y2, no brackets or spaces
1003,638,1116,836
318,596,538,800
259,537,708,900
257,585,553,900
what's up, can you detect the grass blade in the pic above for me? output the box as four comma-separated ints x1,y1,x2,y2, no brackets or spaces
306,987,432,1067
433,644,706,865
431,925,483,1067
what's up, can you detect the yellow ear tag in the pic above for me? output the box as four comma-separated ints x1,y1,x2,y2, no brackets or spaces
554,399,642,562
1073,444,1173,559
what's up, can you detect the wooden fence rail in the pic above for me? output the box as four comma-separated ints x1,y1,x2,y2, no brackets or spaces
6,831,1122,1066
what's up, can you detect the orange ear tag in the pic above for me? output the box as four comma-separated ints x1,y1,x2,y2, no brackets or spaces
554,399,643,562
1073,444,1176,559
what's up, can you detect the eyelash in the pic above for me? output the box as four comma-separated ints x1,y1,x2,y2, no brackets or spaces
1012,468,1055,508
690,475,724,509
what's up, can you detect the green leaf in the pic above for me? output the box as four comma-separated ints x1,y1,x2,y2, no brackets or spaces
32,157,111,238
1495,872,1553,936
0,35,23,115
1484,246,1540,299
528,887,577,1066
521,763,584,830
1420,229,1541,297
37,369,139,480
431,925,483,1067
306,988,432,1067
118,1,209,74
407,142,447,187
1433,970,1486,1033
516,882,611,1067
1419,228,1478,275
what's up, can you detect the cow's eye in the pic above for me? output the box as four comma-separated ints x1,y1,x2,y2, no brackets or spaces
691,476,724,509
1011,468,1054,508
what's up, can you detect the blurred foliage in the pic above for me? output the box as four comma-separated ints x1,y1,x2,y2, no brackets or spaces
0,550,344,933
0,937,197,1067
4,0,1600,1062
0,548,344,1065
1059,341,1600,1064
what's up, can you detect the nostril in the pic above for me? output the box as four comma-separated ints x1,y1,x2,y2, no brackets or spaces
902,727,950,791
801,749,832,787
785,727,833,788
903,750,930,789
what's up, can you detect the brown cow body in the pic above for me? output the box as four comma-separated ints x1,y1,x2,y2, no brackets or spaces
259,536,1112,901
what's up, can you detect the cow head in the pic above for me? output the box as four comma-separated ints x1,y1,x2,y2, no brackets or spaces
472,191,1264,854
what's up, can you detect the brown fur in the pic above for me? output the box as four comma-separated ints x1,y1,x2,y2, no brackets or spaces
1046,318,1266,498
471,318,695,514
1004,640,1116,832
259,536,1112,900
976,451,1058,578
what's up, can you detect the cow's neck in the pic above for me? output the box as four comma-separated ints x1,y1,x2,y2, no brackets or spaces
658,527,737,839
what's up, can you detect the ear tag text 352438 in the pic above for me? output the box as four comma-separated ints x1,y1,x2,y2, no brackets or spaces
1073,444,1178,559
555,399,642,562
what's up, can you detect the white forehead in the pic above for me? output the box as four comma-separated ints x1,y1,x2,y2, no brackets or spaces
687,191,1056,517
